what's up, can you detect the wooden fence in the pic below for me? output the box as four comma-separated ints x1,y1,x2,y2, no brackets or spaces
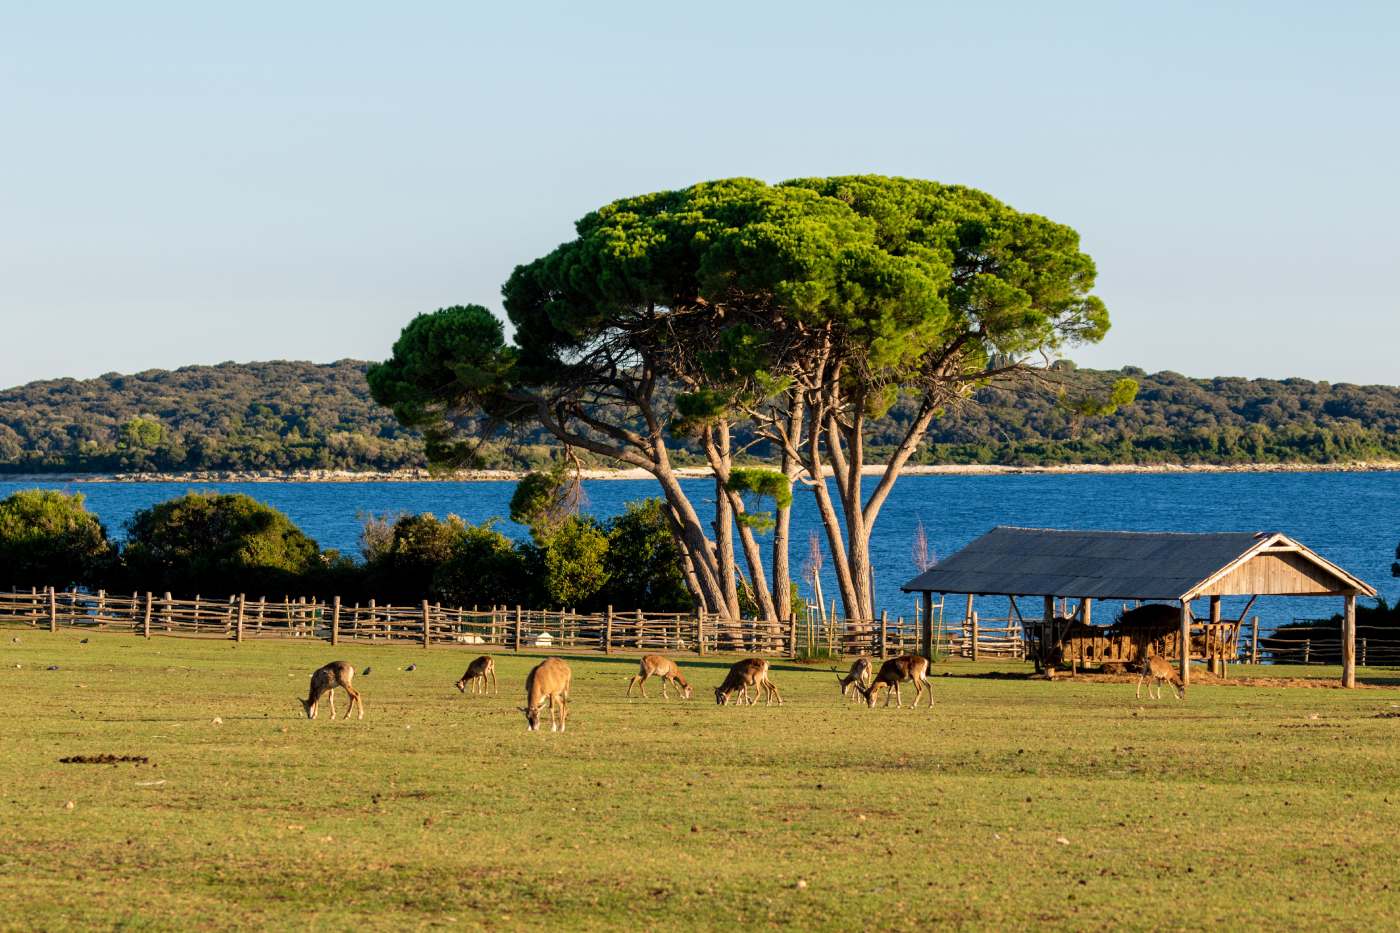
0,588,932,660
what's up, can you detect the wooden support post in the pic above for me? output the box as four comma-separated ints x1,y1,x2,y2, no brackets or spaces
331,596,340,646
47,586,57,633
514,605,523,653
1342,594,1356,688
1042,595,1054,672
879,610,888,659
236,594,246,643
920,591,933,661
696,609,706,656
604,605,614,655
422,599,432,649
142,592,152,639
1209,596,1221,677
971,610,980,662
1250,615,1260,664
1179,599,1191,691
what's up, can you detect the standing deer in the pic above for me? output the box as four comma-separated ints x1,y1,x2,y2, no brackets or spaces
1136,653,1185,700
856,655,933,709
833,657,873,701
520,657,572,732
300,661,364,720
714,658,781,706
626,655,692,699
455,656,497,695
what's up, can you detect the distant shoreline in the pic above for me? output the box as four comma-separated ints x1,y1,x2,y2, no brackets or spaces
3,461,1399,484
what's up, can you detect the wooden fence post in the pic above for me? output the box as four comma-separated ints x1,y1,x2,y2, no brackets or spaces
1361,638,1368,667
331,596,341,646
514,605,523,652
696,609,706,656
47,587,57,633
604,606,614,655
971,610,980,662
1303,639,1311,665
636,608,644,652
142,592,153,639
789,615,798,659
422,600,432,649
236,594,246,643
1342,594,1356,688
879,610,888,659
1250,615,1260,664
96,589,106,627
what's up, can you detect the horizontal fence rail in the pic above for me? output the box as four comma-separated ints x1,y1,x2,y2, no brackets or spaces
7,590,1394,667
0,588,931,660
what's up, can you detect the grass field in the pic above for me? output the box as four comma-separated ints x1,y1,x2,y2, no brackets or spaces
3,629,1399,931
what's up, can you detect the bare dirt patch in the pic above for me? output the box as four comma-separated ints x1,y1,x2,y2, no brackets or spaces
59,754,151,765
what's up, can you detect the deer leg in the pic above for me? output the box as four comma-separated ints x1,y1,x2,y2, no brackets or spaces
328,690,338,720
558,696,568,732
661,677,670,699
626,675,637,697
491,670,498,694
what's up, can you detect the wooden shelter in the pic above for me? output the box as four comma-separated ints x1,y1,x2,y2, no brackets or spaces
901,527,1376,688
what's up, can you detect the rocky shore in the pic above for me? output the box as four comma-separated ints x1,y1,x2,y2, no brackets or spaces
3,460,1399,483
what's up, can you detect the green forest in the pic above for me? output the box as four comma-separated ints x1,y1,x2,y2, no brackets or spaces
2,358,1398,473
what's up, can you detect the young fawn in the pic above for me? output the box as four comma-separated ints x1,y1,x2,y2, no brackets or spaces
520,657,572,732
833,657,873,701
856,655,933,709
300,661,364,720
626,654,692,699
714,658,781,706
455,656,497,695
1136,654,1185,700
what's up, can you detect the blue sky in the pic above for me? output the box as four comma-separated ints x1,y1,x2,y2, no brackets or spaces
1,1,1396,387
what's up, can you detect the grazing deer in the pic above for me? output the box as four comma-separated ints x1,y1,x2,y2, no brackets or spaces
300,661,364,720
1136,653,1185,700
455,656,497,695
833,657,873,701
520,657,572,732
626,655,692,699
714,658,781,706
856,655,933,709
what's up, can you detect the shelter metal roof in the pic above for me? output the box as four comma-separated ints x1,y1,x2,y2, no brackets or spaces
899,526,1375,601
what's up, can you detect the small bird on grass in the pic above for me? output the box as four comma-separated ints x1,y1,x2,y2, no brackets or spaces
405,663,417,672
79,638,89,644
362,667,372,676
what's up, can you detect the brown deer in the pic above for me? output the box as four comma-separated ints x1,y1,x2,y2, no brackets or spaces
626,655,692,699
714,658,781,706
1136,653,1185,700
455,656,497,695
300,661,364,720
856,655,933,709
833,657,873,701
520,657,572,732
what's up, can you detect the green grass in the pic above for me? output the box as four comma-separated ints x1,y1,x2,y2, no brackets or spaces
3,628,1400,931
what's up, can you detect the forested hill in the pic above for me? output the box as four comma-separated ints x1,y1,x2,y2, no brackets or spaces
2,359,1398,474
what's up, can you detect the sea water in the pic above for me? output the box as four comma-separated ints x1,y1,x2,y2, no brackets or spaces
3,471,1396,632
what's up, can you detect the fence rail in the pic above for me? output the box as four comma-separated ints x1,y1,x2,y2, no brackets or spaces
0,588,931,659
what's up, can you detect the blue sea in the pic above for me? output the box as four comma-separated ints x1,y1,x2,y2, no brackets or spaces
3,472,1396,632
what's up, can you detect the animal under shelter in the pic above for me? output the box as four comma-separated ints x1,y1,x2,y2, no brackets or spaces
901,527,1376,688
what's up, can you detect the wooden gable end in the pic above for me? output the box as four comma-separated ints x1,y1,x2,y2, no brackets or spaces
1194,550,1356,597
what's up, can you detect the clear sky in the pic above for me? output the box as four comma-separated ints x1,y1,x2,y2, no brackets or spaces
2,1,1396,388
